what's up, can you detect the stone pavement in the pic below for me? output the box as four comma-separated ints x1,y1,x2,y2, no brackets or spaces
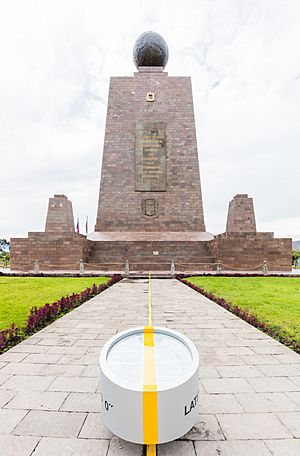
0,278,299,455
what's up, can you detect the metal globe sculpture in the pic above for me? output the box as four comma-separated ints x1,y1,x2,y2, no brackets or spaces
133,31,169,69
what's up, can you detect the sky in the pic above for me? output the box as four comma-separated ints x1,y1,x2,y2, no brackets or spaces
1,0,300,240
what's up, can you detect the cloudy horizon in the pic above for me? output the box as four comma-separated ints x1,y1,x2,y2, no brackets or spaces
1,0,300,241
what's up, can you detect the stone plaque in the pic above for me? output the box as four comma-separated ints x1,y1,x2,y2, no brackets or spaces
135,122,167,191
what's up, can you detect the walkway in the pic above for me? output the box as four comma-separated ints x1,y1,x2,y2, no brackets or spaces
0,279,299,455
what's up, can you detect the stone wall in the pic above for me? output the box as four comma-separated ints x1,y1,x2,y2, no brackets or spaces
10,233,89,271
11,232,291,272
208,232,291,271
87,239,214,271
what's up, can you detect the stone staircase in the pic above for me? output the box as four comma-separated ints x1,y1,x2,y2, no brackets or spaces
86,239,216,272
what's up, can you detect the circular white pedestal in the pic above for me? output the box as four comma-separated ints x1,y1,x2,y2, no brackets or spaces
100,326,199,444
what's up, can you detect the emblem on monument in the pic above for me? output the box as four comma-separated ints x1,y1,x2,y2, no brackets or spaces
142,199,159,217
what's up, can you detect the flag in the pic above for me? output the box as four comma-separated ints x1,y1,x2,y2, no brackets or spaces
85,216,88,234
76,217,79,234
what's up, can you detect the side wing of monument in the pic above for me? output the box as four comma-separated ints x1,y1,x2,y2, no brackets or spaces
209,194,292,272
10,195,88,272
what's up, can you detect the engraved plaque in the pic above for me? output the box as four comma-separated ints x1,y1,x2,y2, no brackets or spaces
135,122,167,191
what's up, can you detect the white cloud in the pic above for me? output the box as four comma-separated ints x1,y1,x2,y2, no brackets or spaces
0,0,299,239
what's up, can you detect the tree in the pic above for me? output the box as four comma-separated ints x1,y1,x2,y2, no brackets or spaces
0,239,10,253
292,250,300,265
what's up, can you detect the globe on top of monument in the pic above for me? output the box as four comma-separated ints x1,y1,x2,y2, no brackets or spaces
133,31,169,69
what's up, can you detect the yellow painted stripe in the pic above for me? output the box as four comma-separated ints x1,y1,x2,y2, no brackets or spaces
143,326,158,444
146,444,157,456
144,327,156,389
148,271,152,326
143,272,158,447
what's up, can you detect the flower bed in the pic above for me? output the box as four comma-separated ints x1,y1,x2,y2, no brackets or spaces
0,274,122,354
177,275,300,354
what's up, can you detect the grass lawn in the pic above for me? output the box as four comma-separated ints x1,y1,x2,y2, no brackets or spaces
0,276,110,331
186,276,300,345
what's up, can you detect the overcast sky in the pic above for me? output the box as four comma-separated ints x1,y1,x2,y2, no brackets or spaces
1,0,299,240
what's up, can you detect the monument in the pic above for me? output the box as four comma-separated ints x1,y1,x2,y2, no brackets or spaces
10,32,291,272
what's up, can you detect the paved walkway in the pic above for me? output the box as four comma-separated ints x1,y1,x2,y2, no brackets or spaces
0,279,299,455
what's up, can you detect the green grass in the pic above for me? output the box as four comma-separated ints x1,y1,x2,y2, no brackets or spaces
0,277,110,331
186,276,300,345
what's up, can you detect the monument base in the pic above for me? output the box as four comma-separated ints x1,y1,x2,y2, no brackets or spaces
10,195,292,273
10,232,292,273
86,231,215,272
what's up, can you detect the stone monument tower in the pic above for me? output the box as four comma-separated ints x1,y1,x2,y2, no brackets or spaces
88,31,213,270
95,31,206,233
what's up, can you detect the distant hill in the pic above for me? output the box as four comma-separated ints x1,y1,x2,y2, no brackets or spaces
292,240,300,251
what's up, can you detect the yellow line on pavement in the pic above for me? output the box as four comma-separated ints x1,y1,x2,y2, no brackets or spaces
143,272,158,451
148,270,152,326
146,444,157,455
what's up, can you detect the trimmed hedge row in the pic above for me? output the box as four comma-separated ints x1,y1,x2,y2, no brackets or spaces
177,276,300,354
0,274,122,354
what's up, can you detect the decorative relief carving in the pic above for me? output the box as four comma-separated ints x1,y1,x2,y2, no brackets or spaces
142,199,159,217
